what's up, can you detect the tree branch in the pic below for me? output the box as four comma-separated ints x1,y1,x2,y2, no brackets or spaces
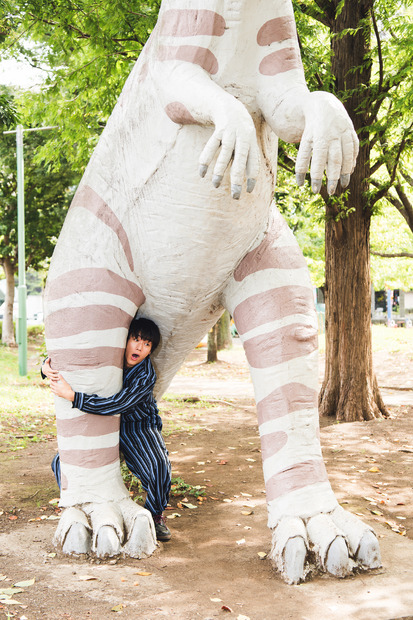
371,251,413,258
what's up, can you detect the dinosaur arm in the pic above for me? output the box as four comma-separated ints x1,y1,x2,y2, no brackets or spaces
152,58,261,198
253,0,358,194
259,83,359,195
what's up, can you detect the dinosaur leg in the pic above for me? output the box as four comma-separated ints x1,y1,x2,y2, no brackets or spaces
44,189,156,558
222,206,381,583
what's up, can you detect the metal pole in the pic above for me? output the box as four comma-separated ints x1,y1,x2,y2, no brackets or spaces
16,124,27,376
3,125,58,376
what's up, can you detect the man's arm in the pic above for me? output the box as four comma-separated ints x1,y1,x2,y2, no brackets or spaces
51,366,156,416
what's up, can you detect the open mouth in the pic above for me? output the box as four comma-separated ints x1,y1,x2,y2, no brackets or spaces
131,354,139,360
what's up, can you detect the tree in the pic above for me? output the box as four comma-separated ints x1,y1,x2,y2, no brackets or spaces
0,128,78,344
1,0,160,172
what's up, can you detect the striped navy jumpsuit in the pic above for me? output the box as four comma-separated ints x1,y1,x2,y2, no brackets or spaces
52,356,171,516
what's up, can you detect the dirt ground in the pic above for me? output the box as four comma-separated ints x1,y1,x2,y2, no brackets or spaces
1,343,413,620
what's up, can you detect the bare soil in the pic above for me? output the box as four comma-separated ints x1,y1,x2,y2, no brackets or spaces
1,344,413,620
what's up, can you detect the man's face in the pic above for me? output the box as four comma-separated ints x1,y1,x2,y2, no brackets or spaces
124,333,152,368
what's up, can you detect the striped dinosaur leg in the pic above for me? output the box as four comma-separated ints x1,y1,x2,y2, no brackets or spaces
222,207,380,583
44,185,156,558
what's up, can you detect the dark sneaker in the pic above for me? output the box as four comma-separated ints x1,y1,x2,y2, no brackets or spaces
153,514,171,541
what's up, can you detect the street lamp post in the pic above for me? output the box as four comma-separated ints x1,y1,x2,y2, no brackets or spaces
3,124,57,376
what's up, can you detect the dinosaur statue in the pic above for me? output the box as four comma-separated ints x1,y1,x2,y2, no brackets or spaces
44,0,381,583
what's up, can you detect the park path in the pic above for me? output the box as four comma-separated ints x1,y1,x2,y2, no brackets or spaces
168,340,413,406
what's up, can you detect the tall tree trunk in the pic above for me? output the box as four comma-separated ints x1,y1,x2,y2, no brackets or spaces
319,0,388,421
1,257,16,346
207,324,218,363
216,310,232,351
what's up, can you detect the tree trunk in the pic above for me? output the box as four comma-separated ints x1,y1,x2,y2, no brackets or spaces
1,257,16,346
216,310,232,351
207,324,218,363
319,0,388,421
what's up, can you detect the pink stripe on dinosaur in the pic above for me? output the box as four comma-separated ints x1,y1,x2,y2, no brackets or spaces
257,16,297,46
234,219,306,282
61,472,69,490
233,285,315,335
45,305,133,339
45,268,145,306
158,45,219,74
257,383,317,426
266,459,328,502
244,323,317,369
165,102,197,125
60,446,119,469
259,47,302,76
71,185,134,271
260,431,288,461
160,9,226,37
47,347,125,372
57,414,120,438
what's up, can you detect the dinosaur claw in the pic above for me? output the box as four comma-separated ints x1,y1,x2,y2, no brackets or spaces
247,178,256,193
212,174,223,188
340,173,350,188
311,179,322,193
199,164,208,178
231,184,242,199
296,172,306,186
327,179,338,195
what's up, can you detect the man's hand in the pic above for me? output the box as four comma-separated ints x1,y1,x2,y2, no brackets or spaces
42,357,60,381
50,374,75,402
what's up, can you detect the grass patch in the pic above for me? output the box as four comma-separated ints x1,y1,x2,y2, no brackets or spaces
0,343,55,452
318,325,413,357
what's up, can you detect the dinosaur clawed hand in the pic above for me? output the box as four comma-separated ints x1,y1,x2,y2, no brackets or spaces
295,91,359,196
198,100,260,200
54,498,157,559
270,505,381,584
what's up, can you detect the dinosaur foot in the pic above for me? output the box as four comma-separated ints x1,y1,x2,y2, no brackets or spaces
53,498,157,559
269,506,381,584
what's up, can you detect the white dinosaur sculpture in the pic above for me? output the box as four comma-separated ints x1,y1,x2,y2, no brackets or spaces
44,0,381,583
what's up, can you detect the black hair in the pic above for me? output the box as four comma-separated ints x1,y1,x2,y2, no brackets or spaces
128,317,160,353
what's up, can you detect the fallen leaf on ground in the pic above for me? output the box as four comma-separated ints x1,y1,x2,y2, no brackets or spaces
222,605,233,612
78,576,99,582
48,498,60,505
135,572,152,577
369,467,380,473
111,603,125,612
8,516,17,521
14,579,35,588
257,552,267,559
181,502,197,509
241,510,253,516
210,598,222,602
217,460,227,465
166,513,181,519
236,538,246,545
